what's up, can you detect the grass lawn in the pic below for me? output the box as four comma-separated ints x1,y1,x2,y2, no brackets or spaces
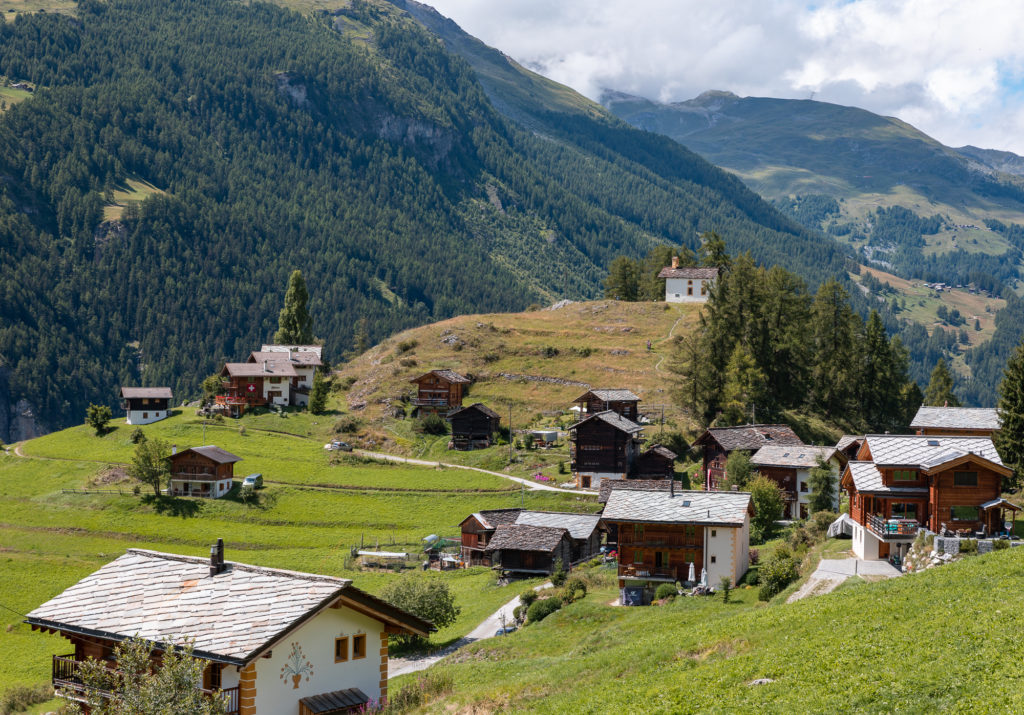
0,417,599,693
101,177,166,221
420,548,1024,713
0,85,32,111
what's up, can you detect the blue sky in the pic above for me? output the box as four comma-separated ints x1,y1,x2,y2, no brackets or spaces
427,0,1024,154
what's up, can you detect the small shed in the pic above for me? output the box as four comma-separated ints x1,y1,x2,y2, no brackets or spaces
632,444,677,479
447,403,500,450
485,524,573,575
410,369,470,413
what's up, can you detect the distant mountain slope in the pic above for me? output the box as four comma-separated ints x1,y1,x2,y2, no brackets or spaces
0,0,850,439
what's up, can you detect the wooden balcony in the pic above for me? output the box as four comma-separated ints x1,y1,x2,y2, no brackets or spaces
619,564,677,581
620,535,701,549
214,394,267,407
53,654,239,714
411,397,454,407
867,514,920,540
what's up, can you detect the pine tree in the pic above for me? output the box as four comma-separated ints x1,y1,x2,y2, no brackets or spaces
810,280,858,417
603,256,639,301
352,318,369,356
273,270,314,345
995,339,1024,489
807,457,837,514
721,343,767,425
923,359,960,406
669,332,714,425
699,230,730,269
308,371,328,415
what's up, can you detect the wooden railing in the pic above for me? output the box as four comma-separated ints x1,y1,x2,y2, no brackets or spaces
52,655,239,715
412,397,453,407
619,564,677,580
620,535,700,548
867,514,920,539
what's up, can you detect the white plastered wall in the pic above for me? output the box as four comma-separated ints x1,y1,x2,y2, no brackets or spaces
852,523,880,560
126,410,168,425
664,277,712,303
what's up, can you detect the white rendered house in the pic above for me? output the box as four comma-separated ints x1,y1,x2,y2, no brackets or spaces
657,258,719,303
750,445,842,519
119,386,172,425
27,542,433,714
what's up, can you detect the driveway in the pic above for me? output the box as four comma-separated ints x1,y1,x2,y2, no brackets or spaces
787,557,902,602
389,582,552,678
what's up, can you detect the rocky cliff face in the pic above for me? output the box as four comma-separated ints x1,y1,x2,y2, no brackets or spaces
0,366,45,444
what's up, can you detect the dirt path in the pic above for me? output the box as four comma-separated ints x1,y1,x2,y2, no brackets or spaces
355,449,590,494
389,581,552,678
653,312,688,373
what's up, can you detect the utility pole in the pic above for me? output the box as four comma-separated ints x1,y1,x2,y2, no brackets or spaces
508,405,513,464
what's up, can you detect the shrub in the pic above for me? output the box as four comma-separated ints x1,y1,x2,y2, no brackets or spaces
719,575,732,603
540,345,559,358
512,604,524,621
551,558,567,587
380,578,460,646
334,415,362,434
523,433,535,450
519,590,538,608
994,539,1010,550
557,461,566,474
809,511,838,537
655,583,677,601
526,597,562,623
563,577,587,601
758,553,799,601
398,357,417,368
238,425,246,436
396,339,418,354
788,526,815,551
960,538,978,554
571,346,593,357
129,426,146,444
749,548,760,566
742,567,760,586
1,683,52,714
482,352,500,363
415,413,448,435
85,403,112,435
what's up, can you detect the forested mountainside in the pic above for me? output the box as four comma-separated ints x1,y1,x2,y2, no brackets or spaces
0,0,847,440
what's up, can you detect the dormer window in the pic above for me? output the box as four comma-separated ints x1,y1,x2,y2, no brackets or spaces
893,470,916,482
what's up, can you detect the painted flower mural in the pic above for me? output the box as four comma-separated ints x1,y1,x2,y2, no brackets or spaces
280,641,314,689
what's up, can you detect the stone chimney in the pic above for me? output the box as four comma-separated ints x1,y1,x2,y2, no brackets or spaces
671,255,679,269
670,479,675,497
263,360,268,373
171,444,177,455
210,538,225,577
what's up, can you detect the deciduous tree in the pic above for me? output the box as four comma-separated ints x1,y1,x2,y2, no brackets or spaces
748,474,784,544
85,403,112,436
380,578,459,646
129,437,171,497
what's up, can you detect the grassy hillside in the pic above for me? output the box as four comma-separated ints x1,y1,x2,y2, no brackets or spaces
0,404,598,691
413,547,1024,713
336,300,701,440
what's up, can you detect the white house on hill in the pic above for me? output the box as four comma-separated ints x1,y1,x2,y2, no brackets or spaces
657,258,718,303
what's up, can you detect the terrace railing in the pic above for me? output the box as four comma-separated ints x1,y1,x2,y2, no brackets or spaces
619,564,677,581
52,655,239,715
867,514,920,539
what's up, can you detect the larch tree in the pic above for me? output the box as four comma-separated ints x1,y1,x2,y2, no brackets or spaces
699,230,730,269
273,270,314,345
810,280,858,417
995,339,1024,490
721,343,768,426
923,359,960,407
603,256,640,301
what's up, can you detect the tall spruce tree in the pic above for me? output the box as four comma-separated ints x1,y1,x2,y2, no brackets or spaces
604,256,640,300
273,270,314,345
810,280,859,417
721,343,768,425
923,359,960,406
699,230,730,269
995,339,1024,490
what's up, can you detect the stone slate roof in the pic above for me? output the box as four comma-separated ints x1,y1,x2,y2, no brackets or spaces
447,403,500,420
641,444,678,460
514,511,601,540
464,508,523,530
657,267,719,280
177,445,242,464
484,524,569,553
260,344,323,362
569,410,644,435
222,361,297,378
751,445,837,469
119,387,173,399
835,435,864,452
846,461,928,496
602,489,751,526
575,389,640,403
696,424,803,452
598,478,673,504
24,549,432,666
910,406,1001,431
864,434,1004,468
299,688,369,714
411,369,470,384
249,351,321,367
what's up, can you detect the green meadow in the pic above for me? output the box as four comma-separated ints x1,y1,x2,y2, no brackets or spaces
0,409,598,692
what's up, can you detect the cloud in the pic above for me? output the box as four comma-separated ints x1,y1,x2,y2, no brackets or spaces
425,0,1024,153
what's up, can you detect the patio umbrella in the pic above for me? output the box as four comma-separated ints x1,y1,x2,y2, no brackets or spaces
687,561,695,583
700,567,708,587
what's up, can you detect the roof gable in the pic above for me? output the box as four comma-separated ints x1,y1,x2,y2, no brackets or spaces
657,267,719,280
484,524,569,553
514,511,601,540
751,445,837,469
447,403,500,420
410,369,470,385
696,424,803,452
910,406,1000,431
598,478,673,504
569,410,643,435
120,387,173,399
602,489,752,526
574,388,640,403
863,434,1004,469
172,445,242,464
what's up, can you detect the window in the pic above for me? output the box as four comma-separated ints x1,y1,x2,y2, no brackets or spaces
143,413,148,419
270,376,281,384
893,470,916,482
710,555,717,564
953,471,978,487
142,398,149,405
633,550,643,564
711,529,717,538
334,637,348,662
799,482,809,493
634,524,643,538
951,506,979,521
891,503,917,520
701,283,707,296
353,634,366,660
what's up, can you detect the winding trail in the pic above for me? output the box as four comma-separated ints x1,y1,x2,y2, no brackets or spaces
389,581,552,678
653,312,689,373
354,449,590,494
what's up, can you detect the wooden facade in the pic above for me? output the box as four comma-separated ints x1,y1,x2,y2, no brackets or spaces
632,445,676,480
574,389,640,421
410,370,469,413
447,403,500,450
695,425,803,490
570,415,642,488
167,447,241,499
609,521,703,586
758,466,802,516
486,527,573,576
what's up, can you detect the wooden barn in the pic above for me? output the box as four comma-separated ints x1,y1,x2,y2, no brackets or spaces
569,410,644,489
632,444,677,479
459,509,601,567
574,389,640,421
447,403,500,450
410,369,470,414
484,524,573,576
458,509,522,566
694,424,803,490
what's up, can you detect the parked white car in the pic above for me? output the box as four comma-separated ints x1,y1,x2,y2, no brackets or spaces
324,440,353,452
